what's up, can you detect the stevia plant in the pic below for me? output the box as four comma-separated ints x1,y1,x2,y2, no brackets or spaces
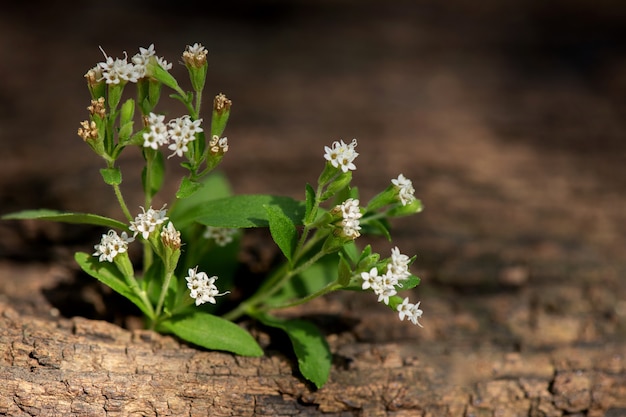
3,43,424,388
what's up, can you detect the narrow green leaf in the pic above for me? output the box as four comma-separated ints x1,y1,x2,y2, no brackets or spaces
160,311,263,357
100,167,122,185
257,314,331,388
265,205,298,264
74,252,152,317
2,210,128,231
179,194,305,229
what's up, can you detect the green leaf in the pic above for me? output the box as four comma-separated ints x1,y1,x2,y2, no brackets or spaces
266,205,298,264
320,171,352,201
100,167,122,185
2,209,128,230
179,194,305,229
337,252,352,287
399,274,421,291
256,314,331,389
388,198,423,217
74,252,152,318
169,172,232,223
362,218,392,241
160,311,263,357
176,176,203,199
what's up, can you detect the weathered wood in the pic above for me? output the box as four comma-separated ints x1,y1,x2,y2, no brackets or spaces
2,299,625,417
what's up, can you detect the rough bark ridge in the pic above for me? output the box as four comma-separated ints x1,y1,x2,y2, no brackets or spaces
1,300,625,416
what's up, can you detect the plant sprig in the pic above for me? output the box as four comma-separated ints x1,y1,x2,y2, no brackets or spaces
2,43,425,388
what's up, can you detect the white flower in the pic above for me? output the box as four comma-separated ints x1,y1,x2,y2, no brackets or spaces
387,246,412,282
132,44,172,78
93,230,134,262
143,113,169,149
335,198,362,239
185,266,229,306
396,297,423,326
129,205,169,240
391,174,416,206
97,49,141,84
324,139,358,172
361,267,381,291
203,226,237,247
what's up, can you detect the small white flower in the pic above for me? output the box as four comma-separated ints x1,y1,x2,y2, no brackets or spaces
131,44,172,78
93,230,134,262
391,174,416,206
324,139,358,172
409,301,424,327
361,267,381,291
143,113,169,149
203,226,237,247
369,269,397,305
185,266,229,306
97,49,141,84
335,198,362,239
387,246,412,282
396,297,424,326
129,205,169,240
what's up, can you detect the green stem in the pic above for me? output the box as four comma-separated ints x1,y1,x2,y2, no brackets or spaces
153,265,174,323
222,248,328,322
263,281,343,311
112,182,133,222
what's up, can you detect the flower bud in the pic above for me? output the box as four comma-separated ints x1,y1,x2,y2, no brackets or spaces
211,93,231,137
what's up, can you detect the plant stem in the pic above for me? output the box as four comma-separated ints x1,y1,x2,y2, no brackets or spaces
112,182,133,222
222,249,328,322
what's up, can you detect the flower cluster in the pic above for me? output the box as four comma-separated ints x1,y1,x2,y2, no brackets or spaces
208,135,229,155
185,266,228,306
142,113,204,158
87,44,172,85
361,246,423,325
391,174,416,206
203,226,238,247
129,205,169,240
324,139,358,172
93,230,134,262
334,198,362,239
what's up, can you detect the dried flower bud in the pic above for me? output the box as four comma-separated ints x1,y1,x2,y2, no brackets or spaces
87,97,106,118
78,120,98,141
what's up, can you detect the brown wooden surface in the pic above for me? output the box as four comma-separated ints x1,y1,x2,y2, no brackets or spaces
2,1,626,416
